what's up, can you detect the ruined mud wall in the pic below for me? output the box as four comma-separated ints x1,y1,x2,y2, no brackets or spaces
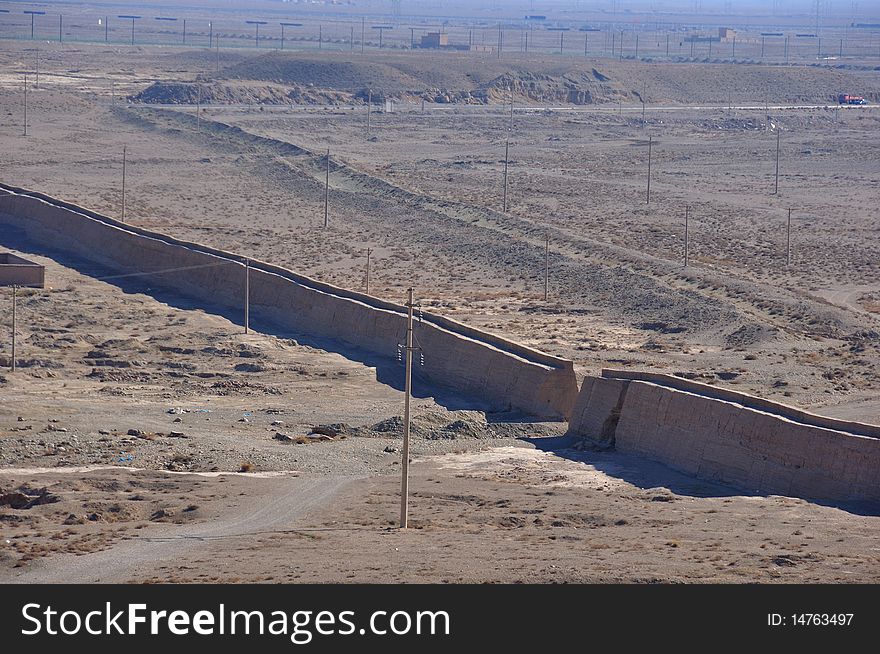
0,184,577,419
569,371,880,504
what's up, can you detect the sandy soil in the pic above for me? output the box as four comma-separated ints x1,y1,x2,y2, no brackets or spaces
4,444,878,583
1,38,878,583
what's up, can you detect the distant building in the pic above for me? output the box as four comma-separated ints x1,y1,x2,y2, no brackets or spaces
420,32,449,49
719,27,737,41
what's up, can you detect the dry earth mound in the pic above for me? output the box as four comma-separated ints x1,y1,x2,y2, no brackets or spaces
131,80,353,105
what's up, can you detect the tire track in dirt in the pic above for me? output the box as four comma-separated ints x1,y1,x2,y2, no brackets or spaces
3,475,354,584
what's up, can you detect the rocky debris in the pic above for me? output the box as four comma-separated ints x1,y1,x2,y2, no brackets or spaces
131,81,354,106
310,425,342,437
150,508,174,521
234,362,268,373
0,486,61,510
275,431,335,445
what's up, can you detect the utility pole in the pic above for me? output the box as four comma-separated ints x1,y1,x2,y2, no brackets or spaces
361,17,365,53
684,205,690,267
324,148,330,228
786,208,792,266
35,51,39,88
10,286,16,372
121,145,127,222
399,287,415,529
502,134,510,212
244,258,250,333
196,84,201,131
216,36,221,75
543,234,550,301
774,127,781,195
366,89,372,137
646,136,653,204
23,75,28,137
365,249,372,294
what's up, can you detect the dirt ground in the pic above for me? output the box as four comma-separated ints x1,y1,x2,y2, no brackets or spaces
1,36,879,582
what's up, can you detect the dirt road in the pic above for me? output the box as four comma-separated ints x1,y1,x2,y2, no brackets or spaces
1,473,354,583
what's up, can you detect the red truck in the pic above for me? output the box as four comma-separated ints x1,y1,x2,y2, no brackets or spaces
838,94,868,105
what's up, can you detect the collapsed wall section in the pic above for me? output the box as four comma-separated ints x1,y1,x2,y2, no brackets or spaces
568,372,880,505
0,185,578,419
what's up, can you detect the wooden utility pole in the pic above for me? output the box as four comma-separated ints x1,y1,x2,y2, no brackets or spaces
366,90,372,137
365,249,372,294
361,17,365,53
774,128,781,195
502,134,510,212
400,287,415,529
10,286,16,372
244,258,250,334
196,85,201,131
646,136,653,204
23,75,28,136
786,208,792,266
324,148,330,228
684,205,690,267
121,145,127,222
543,234,550,301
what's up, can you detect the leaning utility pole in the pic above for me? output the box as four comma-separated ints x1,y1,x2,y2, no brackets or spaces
646,136,653,204
774,127,781,195
400,287,415,529
324,148,330,228
121,145,127,222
